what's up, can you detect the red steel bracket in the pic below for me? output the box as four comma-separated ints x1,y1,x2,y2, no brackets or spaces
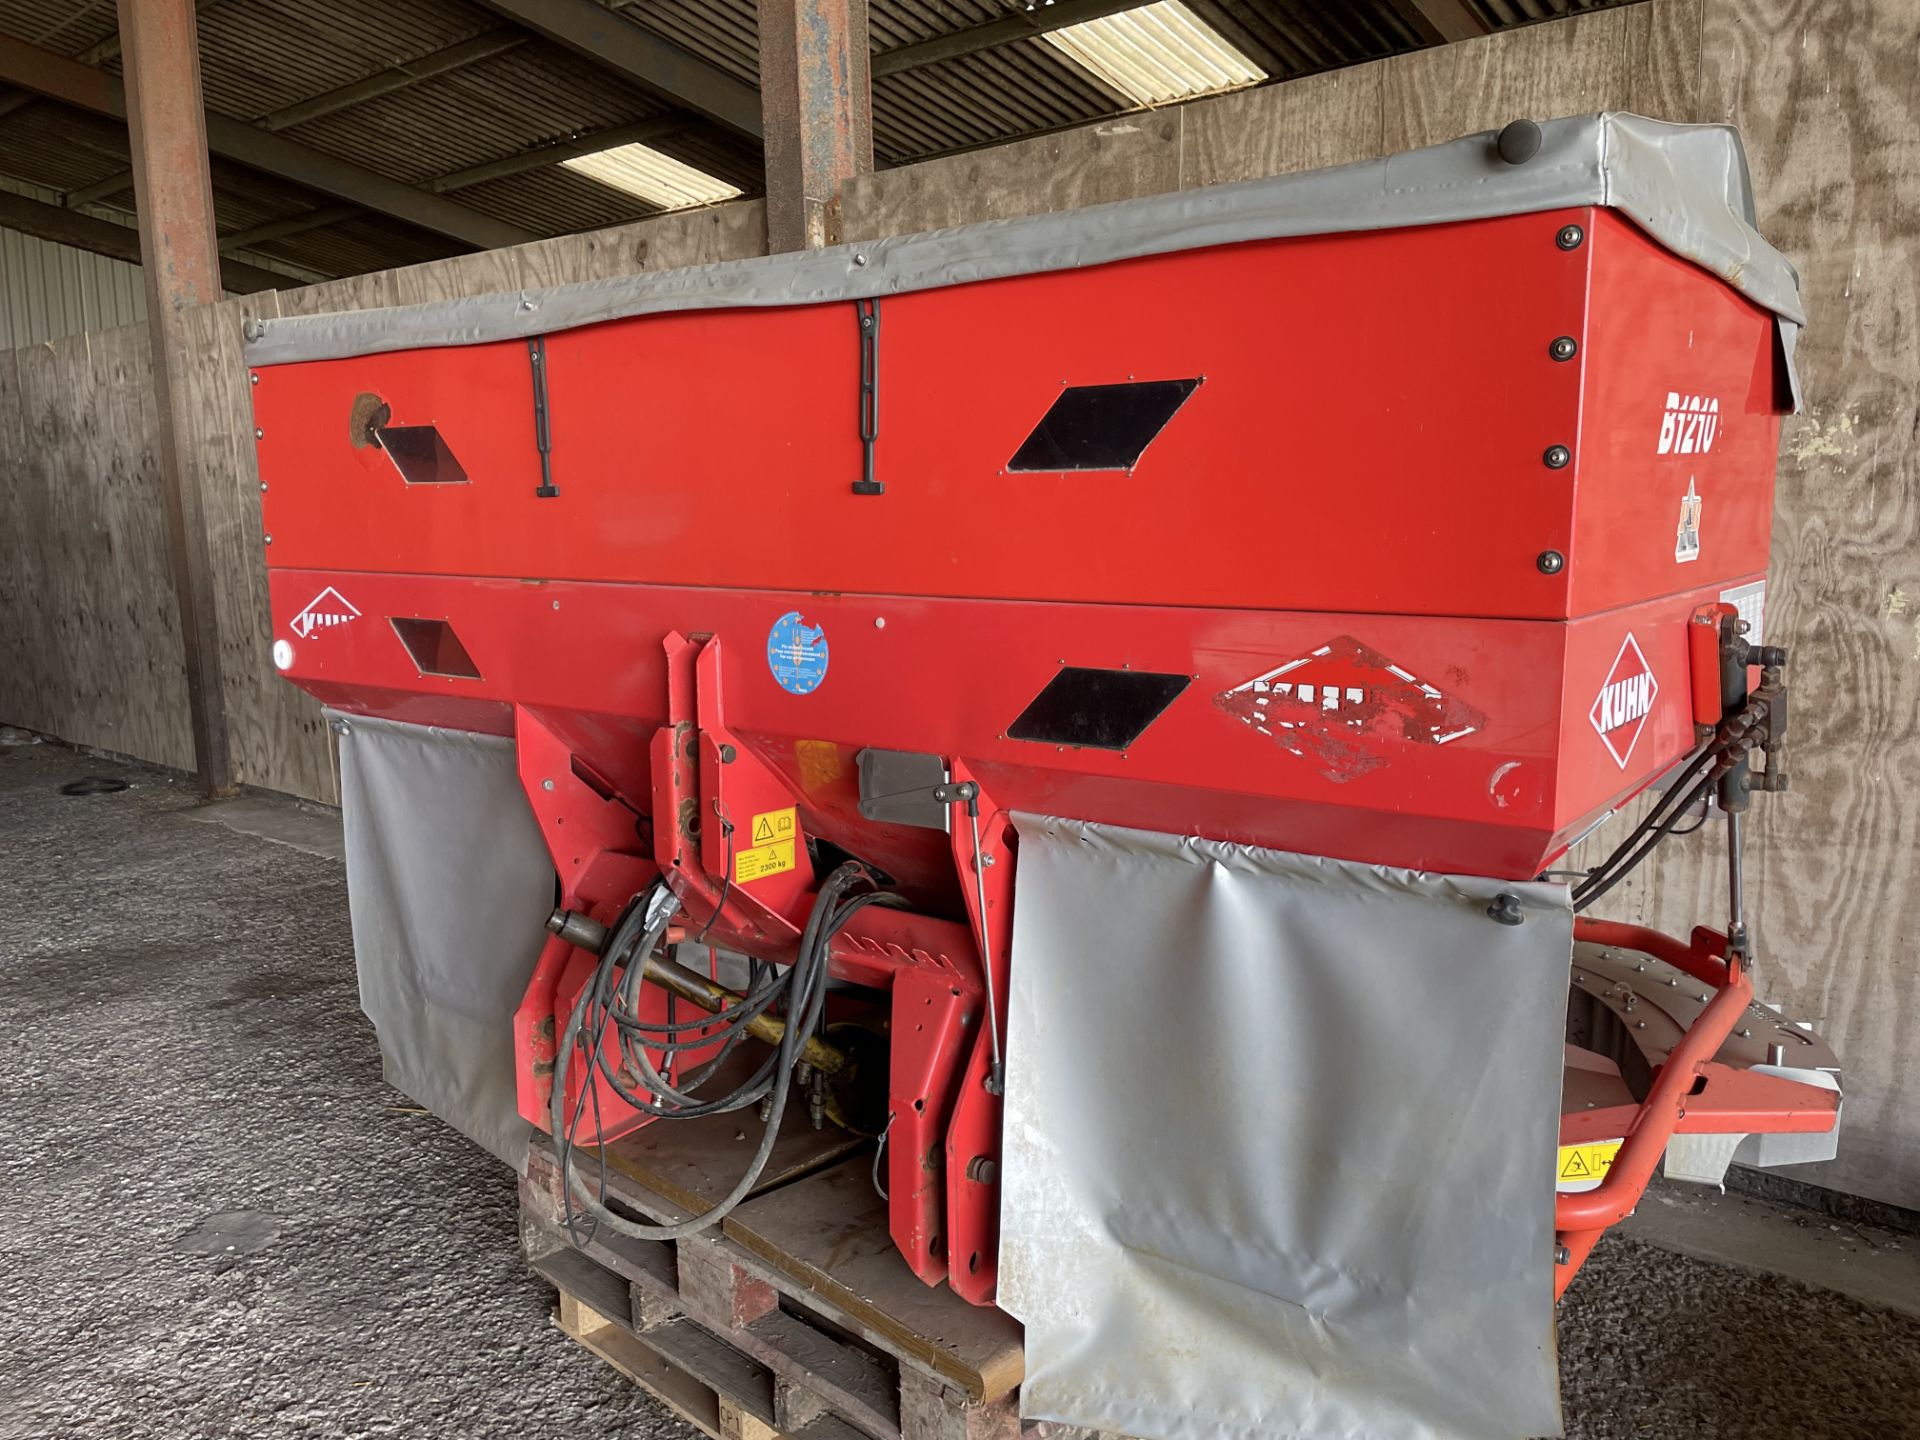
1549,917,1833,1299
943,762,1016,1306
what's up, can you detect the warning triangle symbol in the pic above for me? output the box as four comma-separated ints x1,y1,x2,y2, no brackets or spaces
753,816,776,843
1561,1152,1590,1180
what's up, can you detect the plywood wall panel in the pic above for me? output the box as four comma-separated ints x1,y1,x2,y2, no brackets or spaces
1657,0,1920,1208
1641,0,1708,120
0,348,29,720
1,327,192,769
842,117,1183,241
0,343,57,738
511,201,767,289
1381,2,1652,152
388,248,523,308
272,269,406,320
1180,65,1387,189
180,292,341,805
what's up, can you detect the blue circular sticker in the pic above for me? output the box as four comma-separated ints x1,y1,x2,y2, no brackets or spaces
767,611,829,695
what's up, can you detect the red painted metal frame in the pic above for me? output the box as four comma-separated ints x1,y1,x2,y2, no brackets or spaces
254,210,1778,627
250,200,1821,1308
501,624,997,1290
883,943,979,1284
1559,1069,1838,1146
943,765,1015,1305
263,567,1749,883
1549,919,1837,1299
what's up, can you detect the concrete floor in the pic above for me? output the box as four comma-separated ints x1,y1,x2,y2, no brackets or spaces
1,737,1916,1440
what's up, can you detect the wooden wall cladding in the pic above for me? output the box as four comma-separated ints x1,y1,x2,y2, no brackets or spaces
1642,0,1920,1209
0,324,193,770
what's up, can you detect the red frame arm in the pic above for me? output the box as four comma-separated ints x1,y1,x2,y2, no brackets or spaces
1554,918,1751,1296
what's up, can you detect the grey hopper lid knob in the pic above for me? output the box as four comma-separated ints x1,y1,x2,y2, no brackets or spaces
1497,119,1543,166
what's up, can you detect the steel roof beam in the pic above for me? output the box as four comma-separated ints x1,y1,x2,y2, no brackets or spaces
0,31,538,250
256,27,530,132
216,204,362,253
473,0,764,139
63,170,136,208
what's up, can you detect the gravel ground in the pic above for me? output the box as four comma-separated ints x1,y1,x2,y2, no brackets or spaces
1,739,1916,1440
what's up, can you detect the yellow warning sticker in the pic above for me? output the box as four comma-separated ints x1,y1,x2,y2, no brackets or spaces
750,807,796,846
1556,1140,1622,1187
735,807,798,883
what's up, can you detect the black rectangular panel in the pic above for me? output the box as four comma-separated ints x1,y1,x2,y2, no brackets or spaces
1008,379,1200,472
1008,667,1191,750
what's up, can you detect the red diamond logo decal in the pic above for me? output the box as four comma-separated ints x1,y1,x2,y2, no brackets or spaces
1589,632,1658,769
289,585,361,639
1215,636,1485,783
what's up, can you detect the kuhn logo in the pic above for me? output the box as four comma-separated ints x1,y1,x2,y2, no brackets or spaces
1589,633,1658,769
1216,636,1485,783
1657,393,1720,455
290,586,361,639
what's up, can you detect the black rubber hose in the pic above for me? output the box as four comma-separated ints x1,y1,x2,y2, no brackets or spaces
1574,769,1718,912
551,892,797,1240
1569,743,1719,902
550,865,877,1241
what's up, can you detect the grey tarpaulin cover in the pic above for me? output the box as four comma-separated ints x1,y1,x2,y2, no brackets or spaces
999,817,1574,1440
244,113,1801,407
335,710,553,1172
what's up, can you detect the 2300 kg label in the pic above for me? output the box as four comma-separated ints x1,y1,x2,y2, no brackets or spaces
734,807,798,883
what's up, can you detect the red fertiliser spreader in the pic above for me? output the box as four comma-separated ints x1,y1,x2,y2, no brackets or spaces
247,113,1839,1438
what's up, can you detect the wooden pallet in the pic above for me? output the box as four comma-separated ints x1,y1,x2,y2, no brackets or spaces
523,1101,1026,1440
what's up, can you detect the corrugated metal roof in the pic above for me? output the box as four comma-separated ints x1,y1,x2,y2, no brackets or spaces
0,0,1644,289
1196,0,1425,74
615,0,760,85
874,40,1124,162
1471,0,1624,25
0,104,132,195
869,1,1146,158
0,0,117,57
161,0,498,122
277,39,680,189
